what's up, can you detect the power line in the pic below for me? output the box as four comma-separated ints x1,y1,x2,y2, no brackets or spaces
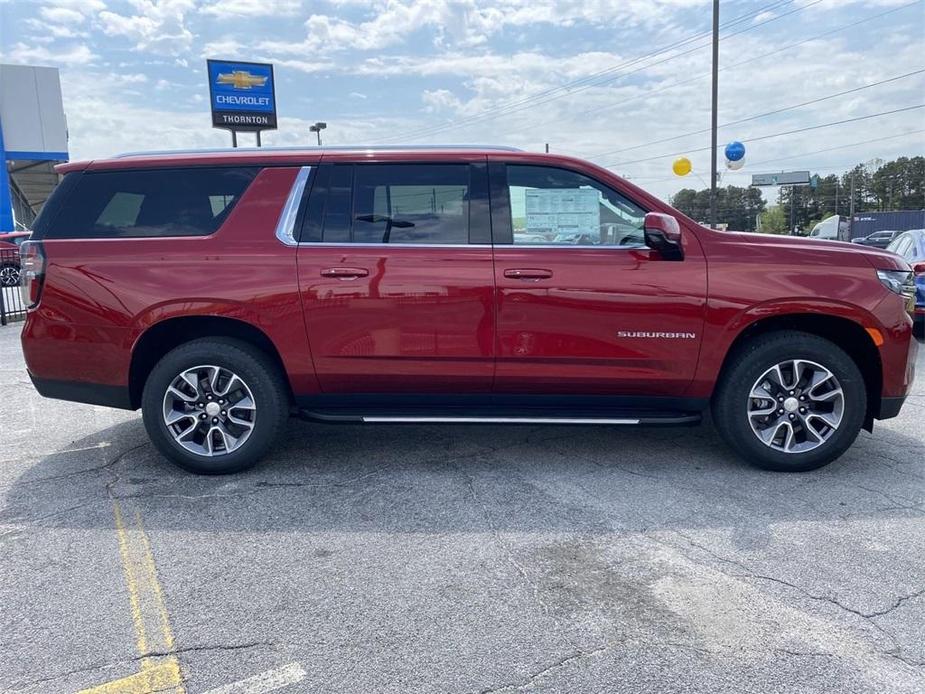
569,0,922,128
382,0,812,143
627,130,925,182
590,69,925,159
720,129,925,170
628,146,925,192
389,0,813,142
604,104,925,168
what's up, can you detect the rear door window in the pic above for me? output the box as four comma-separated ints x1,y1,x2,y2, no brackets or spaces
35,167,258,239
301,163,474,245
353,164,469,244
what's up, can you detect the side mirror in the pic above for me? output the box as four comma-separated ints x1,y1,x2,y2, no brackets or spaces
643,212,684,261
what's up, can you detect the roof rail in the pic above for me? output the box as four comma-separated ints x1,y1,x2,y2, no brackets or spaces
112,144,525,159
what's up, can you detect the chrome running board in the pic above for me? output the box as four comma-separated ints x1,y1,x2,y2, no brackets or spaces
361,416,641,424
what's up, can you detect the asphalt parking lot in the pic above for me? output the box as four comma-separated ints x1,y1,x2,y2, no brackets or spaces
1,322,923,694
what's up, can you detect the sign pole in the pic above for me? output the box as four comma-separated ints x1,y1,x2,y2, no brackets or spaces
256,131,262,148
231,130,237,148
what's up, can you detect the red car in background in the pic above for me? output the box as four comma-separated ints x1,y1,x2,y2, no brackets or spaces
0,231,31,287
16,146,919,475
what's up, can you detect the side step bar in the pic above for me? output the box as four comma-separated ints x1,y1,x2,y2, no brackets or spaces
362,416,641,424
299,411,701,426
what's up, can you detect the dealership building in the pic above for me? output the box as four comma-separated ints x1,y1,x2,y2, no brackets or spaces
0,63,69,233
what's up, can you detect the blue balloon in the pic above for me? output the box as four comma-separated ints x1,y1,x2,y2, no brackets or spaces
725,141,746,162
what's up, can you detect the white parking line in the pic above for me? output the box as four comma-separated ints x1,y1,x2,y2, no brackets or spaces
201,663,307,694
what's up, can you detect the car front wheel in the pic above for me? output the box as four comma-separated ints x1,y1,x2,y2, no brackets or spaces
712,331,867,472
142,338,289,474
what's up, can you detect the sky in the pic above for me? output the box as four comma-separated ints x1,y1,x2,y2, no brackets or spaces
0,0,923,203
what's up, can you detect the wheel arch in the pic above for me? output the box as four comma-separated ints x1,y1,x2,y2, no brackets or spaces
129,315,293,409
715,313,882,428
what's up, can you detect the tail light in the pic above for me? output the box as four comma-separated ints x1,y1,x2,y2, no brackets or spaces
913,261,925,277
19,240,46,309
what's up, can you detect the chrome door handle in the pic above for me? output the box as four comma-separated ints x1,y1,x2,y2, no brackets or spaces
321,267,369,279
504,268,553,280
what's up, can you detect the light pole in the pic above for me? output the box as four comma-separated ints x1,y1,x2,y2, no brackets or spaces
309,122,327,146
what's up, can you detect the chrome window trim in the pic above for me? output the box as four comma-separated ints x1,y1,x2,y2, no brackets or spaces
294,242,646,250
499,244,648,250
275,166,312,247
297,242,491,249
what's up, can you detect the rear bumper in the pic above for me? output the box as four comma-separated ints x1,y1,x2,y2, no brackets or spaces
877,396,907,421
29,373,134,410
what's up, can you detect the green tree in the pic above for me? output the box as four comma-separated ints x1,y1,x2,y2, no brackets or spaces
671,185,765,231
759,206,788,234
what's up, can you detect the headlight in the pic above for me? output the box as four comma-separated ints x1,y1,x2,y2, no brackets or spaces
877,269,911,295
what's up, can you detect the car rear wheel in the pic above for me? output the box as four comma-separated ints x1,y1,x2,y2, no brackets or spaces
712,331,866,472
142,338,289,474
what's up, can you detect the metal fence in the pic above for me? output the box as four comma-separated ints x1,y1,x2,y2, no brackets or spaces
0,248,27,325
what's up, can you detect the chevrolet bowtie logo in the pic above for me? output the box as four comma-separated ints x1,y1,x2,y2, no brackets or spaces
216,70,268,89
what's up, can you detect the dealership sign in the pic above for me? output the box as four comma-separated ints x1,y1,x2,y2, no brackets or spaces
750,171,811,187
207,59,277,132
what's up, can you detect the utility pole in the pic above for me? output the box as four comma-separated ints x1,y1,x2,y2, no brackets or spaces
709,0,720,229
849,172,856,238
789,186,797,234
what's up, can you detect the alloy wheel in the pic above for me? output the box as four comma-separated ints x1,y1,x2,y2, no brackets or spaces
0,265,20,287
162,365,256,457
747,359,845,454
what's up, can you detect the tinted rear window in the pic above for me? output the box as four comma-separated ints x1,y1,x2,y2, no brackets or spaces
33,167,258,239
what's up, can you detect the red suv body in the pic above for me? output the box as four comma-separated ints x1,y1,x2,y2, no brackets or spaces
19,146,918,473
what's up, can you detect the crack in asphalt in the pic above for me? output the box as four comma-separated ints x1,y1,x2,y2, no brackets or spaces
137,641,275,659
476,644,610,694
668,530,925,669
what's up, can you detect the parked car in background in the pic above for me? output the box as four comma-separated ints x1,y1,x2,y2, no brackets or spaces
18,146,918,475
886,229,925,337
852,230,901,249
0,231,31,287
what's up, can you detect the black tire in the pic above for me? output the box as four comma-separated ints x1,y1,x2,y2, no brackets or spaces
141,338,289,474
712,331,866,472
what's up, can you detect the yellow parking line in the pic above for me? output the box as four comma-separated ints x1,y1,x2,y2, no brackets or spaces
111,501,150,663
134,509,177,654
78,499,185,694
77,660,182,694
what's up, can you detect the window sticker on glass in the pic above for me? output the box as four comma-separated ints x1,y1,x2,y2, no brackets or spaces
525,189,600,240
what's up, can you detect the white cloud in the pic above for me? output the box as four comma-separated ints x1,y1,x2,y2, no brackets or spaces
39,6,86,24
200,0,303,17
99,0,196,53
201,36,245,57
422,88,462,113
258,0,710,54
39,0,106,12
1,42,96,66
261,57,337,74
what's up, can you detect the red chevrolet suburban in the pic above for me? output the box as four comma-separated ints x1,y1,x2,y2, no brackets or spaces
18,146,918,474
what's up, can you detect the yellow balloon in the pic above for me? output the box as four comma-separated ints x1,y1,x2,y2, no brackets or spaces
673,157,692,177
